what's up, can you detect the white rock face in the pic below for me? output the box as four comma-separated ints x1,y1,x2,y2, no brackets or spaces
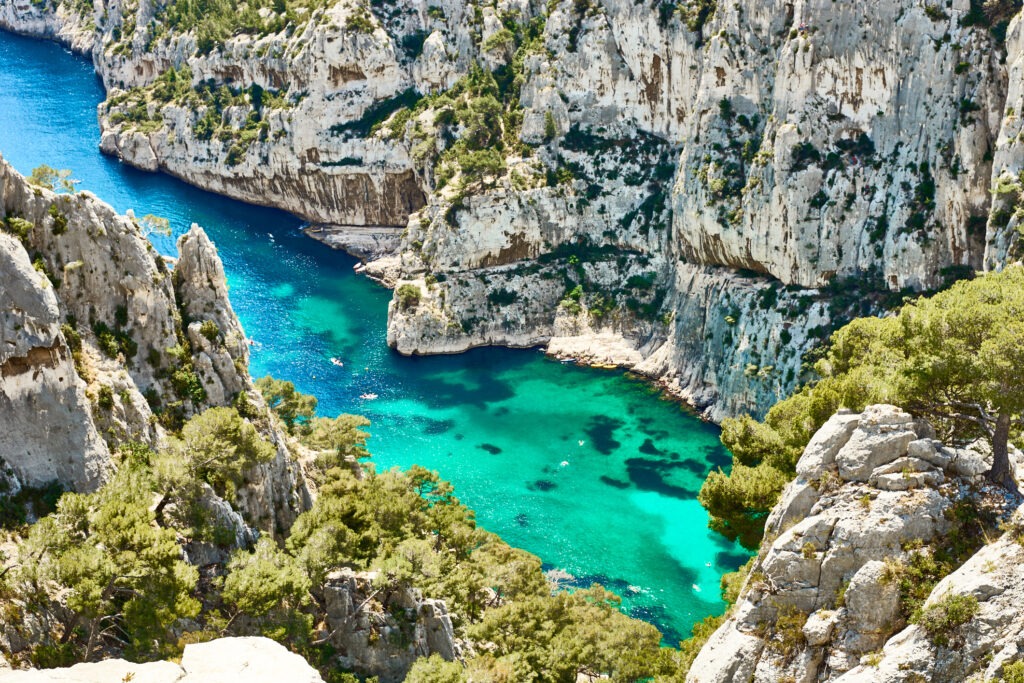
687,404,1020,683
0,232,110,491
0,637,325,682
834,517,1024,682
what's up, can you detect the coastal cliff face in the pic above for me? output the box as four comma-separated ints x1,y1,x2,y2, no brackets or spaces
1,0,1021,418
0,156,306,530
688,404,1024,683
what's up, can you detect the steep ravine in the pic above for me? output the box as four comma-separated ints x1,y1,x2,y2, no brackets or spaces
4,0,1020,419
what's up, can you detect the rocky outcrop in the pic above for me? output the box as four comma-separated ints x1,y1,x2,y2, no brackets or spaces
0,155,307,531
836,523,1024,682
175,226,250,408
0,637,325,682
318,568,459,683
2,0,1022,419
687,404,1022,682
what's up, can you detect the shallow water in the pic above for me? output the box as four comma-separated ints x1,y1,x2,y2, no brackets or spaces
0,29,749,643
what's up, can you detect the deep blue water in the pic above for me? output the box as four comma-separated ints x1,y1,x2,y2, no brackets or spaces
0,29,749,643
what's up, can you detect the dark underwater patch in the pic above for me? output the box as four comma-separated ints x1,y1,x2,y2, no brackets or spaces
421,418,456,435
716,550,753,569
599,475,631,489
679,458,707,475
478,443,502,454
515,513,529,527
585,415,624,454
626,604,684,645
703,442,732,469
639,438,663,455
625,457,698,500
528,479,557,491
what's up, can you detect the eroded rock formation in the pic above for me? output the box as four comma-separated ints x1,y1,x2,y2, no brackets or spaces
0,155,306,530
688,404,1024,682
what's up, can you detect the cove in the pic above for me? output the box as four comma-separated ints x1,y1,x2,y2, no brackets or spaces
0,29,749,644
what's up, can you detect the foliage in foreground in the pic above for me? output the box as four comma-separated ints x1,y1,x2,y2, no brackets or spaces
0,385,696,681
702,266,1024,549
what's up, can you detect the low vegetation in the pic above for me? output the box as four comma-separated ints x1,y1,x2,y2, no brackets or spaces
913,593,979,647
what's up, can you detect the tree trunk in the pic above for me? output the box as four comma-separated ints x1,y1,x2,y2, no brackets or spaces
987,412,1018,493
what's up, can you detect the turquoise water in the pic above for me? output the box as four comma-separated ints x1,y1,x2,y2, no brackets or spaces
0,30,749,643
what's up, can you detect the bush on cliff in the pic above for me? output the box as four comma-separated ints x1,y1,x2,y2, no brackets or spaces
396,283,422,311
702,265,1024,548
255,375,317,433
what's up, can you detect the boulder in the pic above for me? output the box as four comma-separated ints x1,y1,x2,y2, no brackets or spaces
835,406,918,482
0,637,322,683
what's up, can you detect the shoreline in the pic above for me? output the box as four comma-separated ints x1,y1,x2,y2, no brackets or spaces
0,24,737,426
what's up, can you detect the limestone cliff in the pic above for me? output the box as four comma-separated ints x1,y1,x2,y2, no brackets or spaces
0,155,306,530
2,0,1022,418
687,404,1024,682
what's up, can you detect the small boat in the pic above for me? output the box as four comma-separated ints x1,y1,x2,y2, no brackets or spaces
560,460,569,467
692,584,702,592
267,233,275,242
578,440,584,446
330,357,344,367
359,393,378,400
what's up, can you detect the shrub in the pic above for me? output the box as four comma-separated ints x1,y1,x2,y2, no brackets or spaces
93,321,121,358
3,216,34,241
96,385,115,411
171,368,207,405
543,111,557,141
790,142,821,171
913,593,978,646
396,284,422,311
487,288,519,306
1002,661,1024,683
345,6,375,33
199,320,220,342
48,204,68,235
677,0,717,34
